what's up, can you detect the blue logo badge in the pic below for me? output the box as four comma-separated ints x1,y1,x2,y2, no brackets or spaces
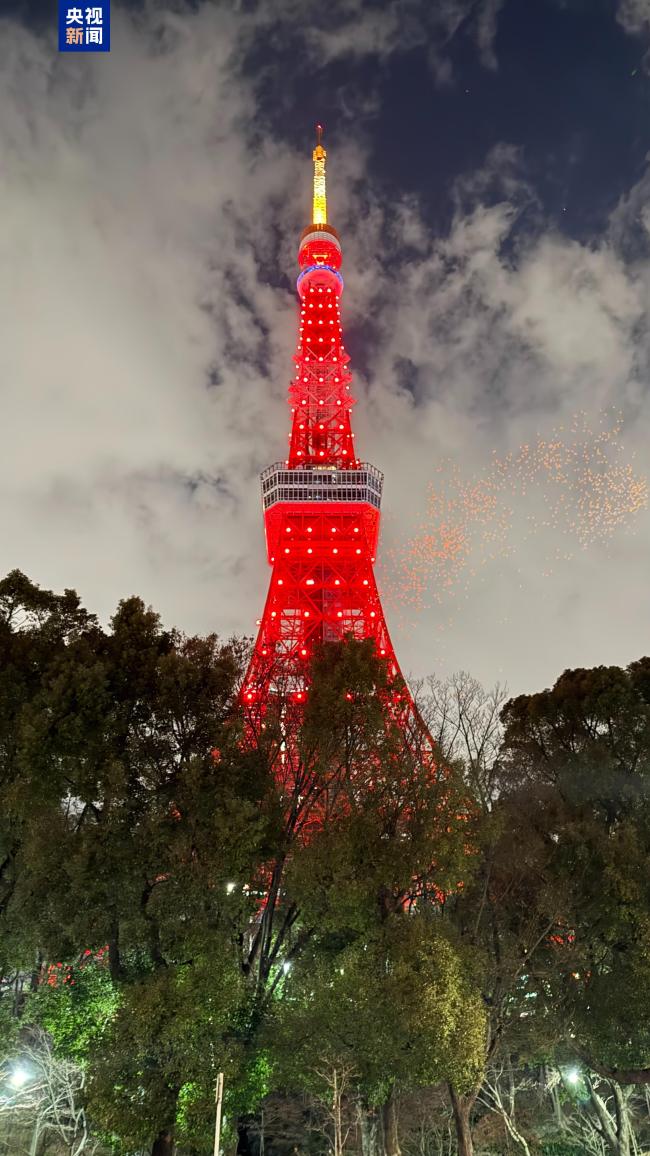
59,2,110,51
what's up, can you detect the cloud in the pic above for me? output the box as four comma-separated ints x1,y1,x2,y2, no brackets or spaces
0,1,648,696
473,0,506,69
337,151,650,690
347,151,645,435
247,0,505,81
617,0,650,34
0,4,304,639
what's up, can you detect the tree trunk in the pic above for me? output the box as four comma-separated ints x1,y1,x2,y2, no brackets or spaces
152,1129,174,1156
359,1104,382,1156
333,1069,343,1156
501,1113,531,1156
29,1119,42,1156
448,1085,476,1156
382,1089,401,1156
107,922,123,983
548,1076,564,1131
612,1082,632,1156
586,1077,632,1156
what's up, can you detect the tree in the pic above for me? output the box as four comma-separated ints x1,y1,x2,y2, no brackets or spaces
265,662,485,1156
0,571,277,1154
228,638,472,1151
4,575,479,1155
308,1059,358,1156
0,1028,100,1156
269,919,484,1156
419,672,588,1156
500,660,650,1088
476,1062,647,1156
9,570,649,1156
419,672,507,814
0,569,96,974
476,1061,534,1156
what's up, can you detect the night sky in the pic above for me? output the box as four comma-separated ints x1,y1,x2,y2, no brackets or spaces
1,0,649,693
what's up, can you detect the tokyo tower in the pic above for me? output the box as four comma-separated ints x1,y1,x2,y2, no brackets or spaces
242,127,429,744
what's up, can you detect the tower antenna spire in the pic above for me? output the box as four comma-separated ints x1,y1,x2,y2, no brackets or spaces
312,123,327,225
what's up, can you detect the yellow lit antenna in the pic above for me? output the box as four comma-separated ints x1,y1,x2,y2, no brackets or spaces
312,123,327,225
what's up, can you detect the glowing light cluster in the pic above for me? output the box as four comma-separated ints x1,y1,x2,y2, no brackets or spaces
382,411,647,625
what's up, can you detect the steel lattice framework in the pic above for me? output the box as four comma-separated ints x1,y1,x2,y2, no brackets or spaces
242,128,429,735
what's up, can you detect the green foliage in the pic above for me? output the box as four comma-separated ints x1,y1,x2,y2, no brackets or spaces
264,641,485,1111
270,916,485,1104
0,999,19,1057
0,571,277,1149
501,661,650,820
87,956,246,1149
498,659,650,1076
27,957,119,1065
5,570,650,1154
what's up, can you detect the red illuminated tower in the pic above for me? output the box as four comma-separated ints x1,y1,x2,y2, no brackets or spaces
243,128,428,739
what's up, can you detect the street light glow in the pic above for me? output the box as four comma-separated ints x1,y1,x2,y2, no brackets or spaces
8,1065,30,1090
566,1068,580,1085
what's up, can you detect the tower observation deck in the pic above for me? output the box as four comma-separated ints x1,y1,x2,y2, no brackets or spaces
242,128,429,736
